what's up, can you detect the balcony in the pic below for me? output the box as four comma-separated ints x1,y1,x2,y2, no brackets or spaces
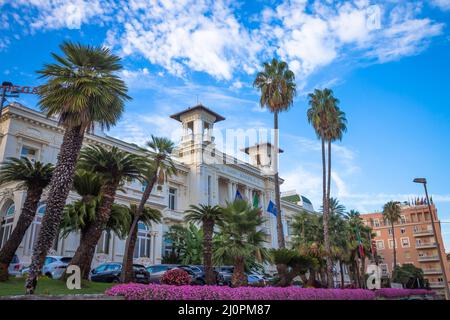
429,282,445,289
413,229,434,237
423,269,442,275
416,242,437,249
418,255,440,262
164,209,184,222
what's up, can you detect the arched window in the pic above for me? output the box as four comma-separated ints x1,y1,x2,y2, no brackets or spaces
96,230,111,254
134,222,151,259
26,203,45,254
0,202,15,249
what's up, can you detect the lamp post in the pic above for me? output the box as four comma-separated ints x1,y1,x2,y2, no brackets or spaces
0,81,20,117
413,178,450,300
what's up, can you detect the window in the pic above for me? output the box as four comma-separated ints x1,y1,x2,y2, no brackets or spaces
376,240,385,250
168,188,176,210
374,219,380,228
389,239,397,249
400,215,406,224
424,213,430,221
401,237,410,248
26,204,45,254
20,146,37,162
380,264,388,274
141,181,148,192
388,228,393,236
96,231,111,254
376,230,381,237
134,222,151,259
0,204,15,249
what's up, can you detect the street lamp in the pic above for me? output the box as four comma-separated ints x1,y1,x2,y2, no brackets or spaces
413,177,450,300
0,81,20,117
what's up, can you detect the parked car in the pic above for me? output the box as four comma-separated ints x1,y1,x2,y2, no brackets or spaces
90,263,150,284
8,255,23,277
146,264,179,283
21,256,72,279
177,265,222,285
215,266,234,286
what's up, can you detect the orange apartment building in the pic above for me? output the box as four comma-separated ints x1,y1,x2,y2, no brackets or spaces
361,204,450,295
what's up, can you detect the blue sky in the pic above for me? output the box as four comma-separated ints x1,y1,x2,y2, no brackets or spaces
1,0,450,248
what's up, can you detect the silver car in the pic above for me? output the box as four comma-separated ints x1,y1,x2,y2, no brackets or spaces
21,256,72,279
8,255,23,277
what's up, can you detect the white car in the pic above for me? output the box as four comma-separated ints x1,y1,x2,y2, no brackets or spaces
21,256,72,279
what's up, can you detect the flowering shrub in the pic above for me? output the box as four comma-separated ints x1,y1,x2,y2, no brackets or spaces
106,284,375,300
161,269,191,286
375,288,435,298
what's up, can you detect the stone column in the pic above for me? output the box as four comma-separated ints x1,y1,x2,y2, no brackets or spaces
227,180,233,202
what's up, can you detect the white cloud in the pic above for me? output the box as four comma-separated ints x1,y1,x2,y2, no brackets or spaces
0,1,445,82
431,0,450,11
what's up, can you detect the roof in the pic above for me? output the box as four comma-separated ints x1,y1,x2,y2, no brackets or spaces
242,142,284,154
301,196,312,205
281,194,301,203
169,104,225,123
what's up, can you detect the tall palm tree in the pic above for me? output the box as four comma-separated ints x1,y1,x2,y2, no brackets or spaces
325,107,347,215
214,200,267,287
0,158,54,281
253,58,296,249
26,42,130,294
307,88,339,288
121,136,176,283
383,201,402,269
68,145,142,279
184,204,222,284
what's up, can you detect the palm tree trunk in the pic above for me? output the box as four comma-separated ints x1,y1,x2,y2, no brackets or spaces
25,126,84,294
360,257,366,289
203,220,215,285
391,223,397,268
0,187,43,281
122,219,138,282
121,169,159,283
231,256,247,287
321,137,333,288
273,111,285,249
68,182,119,280
354,258,361,288
339,260,345,288
327,139,331,211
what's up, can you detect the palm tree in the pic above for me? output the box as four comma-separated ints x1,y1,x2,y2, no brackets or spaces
383,201,402,269
214,200,268,287
121,136,176,283
184,204,222,284
307,88,339,288
0,158,54,281
325,107,347,215
68,145,142,279
26,42,130,294
253,58,296,249
121,203,161,265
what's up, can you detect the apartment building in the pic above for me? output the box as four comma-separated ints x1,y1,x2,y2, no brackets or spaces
361,204,450,295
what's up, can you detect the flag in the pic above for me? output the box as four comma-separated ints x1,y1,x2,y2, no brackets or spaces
355,225,365,259
267,200,277,217
235,189,243,201
253,193,260,209
253,193,262,217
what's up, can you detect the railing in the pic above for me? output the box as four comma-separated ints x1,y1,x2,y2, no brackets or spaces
416,242,437,249
423,269,442,275
429,282,445,288
413,229,434,236
418,255,439,262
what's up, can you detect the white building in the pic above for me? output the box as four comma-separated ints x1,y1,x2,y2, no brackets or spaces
0,102,314,269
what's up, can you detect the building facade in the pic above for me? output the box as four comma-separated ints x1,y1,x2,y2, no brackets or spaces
361,204,450,295
0,103,312,271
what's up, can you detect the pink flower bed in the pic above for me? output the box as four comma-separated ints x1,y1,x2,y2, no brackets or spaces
375,288,435,298
105,284,375,300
